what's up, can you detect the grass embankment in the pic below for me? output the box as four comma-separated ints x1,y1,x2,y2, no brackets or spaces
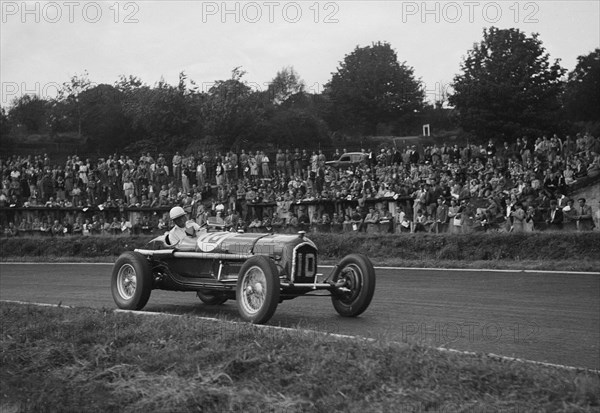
1,232,599,271
1,302,598,412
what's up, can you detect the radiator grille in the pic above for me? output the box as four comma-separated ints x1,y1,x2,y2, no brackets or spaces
293,244,317,283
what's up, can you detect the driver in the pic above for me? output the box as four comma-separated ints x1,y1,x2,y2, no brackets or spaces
166,206,203,245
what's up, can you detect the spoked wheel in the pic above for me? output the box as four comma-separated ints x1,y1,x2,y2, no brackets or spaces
111,251,153,310
236,256,280,324
196,290,229,305
331,254,376,317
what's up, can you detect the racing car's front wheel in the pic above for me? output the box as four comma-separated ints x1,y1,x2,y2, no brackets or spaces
196,290,228,305
330,254,376,317
236,256,280,324
111,251,153,310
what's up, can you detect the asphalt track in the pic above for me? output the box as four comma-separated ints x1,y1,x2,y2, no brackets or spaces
0,263,598,370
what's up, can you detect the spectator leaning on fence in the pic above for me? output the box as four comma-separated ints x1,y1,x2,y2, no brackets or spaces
575,198,594,231
562,199,578,231
546,199,564,230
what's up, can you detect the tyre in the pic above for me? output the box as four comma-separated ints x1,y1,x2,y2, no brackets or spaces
196,290,228,305
111,251,153,310
236,256,280,324
331,254,376,317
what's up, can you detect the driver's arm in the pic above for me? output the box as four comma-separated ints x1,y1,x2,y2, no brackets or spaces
185,220,203,237
167,226,185,245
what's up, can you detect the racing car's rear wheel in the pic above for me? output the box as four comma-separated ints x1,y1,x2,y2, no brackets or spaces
331,254,376,317
111,251,153,310
196,290,228,305
236,256,280,324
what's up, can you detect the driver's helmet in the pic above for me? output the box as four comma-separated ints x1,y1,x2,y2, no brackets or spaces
169,206,186,220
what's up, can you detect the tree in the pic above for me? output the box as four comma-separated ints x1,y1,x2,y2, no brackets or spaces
450,27,566,141
120,72,204,150
0,107,10,136
0,107,13,150
266,66,305,105
115,74,143,93
56,71,93,136
563,48,600,122
325,41,424,135
261,91,331,149
77,84,133,151
201,67,263,149
8,94,48,133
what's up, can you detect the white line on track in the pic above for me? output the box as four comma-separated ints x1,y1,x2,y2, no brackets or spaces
371,267,600,275
2,299,598,374
1,262,114,265
1,262,599,275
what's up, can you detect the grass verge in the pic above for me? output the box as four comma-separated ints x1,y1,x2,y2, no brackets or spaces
1,302,599,413
1,232,600,272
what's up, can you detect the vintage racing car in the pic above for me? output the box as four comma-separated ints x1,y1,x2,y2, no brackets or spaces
111,224,376,324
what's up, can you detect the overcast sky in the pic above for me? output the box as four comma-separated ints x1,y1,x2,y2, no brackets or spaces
1,0,599,107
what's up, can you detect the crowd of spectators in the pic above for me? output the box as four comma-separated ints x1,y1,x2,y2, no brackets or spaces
1,131,599,238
